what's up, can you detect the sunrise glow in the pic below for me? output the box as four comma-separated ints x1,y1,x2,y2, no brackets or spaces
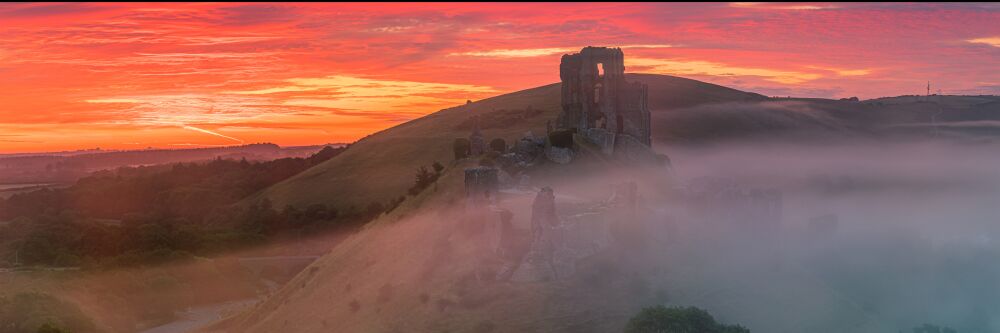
0,2,997,152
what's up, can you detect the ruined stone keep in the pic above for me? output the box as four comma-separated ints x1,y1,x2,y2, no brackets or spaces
557,46,651,153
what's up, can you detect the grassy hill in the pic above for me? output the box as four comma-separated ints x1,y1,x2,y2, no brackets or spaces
253,73,1000,211
225,165,661,333
652,94,1000,145
253,74,763,210
222,74,1000,333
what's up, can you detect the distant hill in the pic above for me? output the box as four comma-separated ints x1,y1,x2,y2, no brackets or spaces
652,94,1000,146
0,143,342,185
253,73,1000,210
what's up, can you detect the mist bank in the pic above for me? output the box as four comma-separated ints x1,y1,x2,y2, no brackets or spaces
641,139,1000,332
219,138,1000,333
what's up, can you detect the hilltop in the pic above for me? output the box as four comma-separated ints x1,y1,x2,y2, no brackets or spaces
253,73,1000,211
254,74,764,210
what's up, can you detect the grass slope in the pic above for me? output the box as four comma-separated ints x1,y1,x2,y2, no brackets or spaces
254,73,999,210
255,74,760,210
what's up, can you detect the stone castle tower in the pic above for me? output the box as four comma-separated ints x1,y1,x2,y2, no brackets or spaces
557,46,651,154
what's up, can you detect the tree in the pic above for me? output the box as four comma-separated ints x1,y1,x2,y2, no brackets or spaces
624,306,749,333
432,161,445,175
408,166,436,196
453,138,471,160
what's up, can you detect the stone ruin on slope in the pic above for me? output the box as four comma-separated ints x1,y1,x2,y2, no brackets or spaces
557,46,652,157
464,166,499,208
451,47,665,172
468,114,487,156
498,183,644,282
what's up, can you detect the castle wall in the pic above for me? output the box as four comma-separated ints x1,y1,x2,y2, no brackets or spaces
558,47,651,152
464,167,499,207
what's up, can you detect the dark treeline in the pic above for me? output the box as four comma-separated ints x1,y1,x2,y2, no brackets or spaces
0,145,380,268
1,145,343,220
0,142,329,184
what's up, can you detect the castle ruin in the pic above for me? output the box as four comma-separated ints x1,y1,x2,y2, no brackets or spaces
557,46,651,154
468,115,486,156
464,166,499,207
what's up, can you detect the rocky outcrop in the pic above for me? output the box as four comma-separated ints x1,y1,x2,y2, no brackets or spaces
496,132,546,170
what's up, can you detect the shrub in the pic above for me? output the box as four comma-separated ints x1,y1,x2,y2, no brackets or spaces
408,166,439,196
624,306,749,333
0,292,96,333
913,324,958,333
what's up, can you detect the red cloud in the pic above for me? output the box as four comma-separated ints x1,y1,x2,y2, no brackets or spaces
0,2,997,152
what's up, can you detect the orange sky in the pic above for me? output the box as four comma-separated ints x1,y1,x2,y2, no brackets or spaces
0,2,997,153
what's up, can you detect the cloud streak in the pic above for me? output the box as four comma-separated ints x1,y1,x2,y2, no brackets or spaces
448,44,675,58
0,2,996,152
181,125,244,144
628,57,823,84
967,37,1000,47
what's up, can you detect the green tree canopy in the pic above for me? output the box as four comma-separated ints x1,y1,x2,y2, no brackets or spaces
624,305,749,333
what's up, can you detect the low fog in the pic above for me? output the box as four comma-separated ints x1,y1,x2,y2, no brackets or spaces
620,140,1000,332
225,139,1000,333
